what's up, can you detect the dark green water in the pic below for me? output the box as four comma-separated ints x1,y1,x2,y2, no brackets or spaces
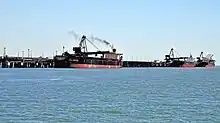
0,67,220,122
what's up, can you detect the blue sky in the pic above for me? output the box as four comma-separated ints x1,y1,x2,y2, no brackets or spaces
0,0,219,64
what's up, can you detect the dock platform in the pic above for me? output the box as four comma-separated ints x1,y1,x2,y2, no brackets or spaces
122,61,168,67
0,56,54,68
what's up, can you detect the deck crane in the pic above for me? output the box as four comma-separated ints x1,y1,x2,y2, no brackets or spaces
79,35,100,53
169,48,175,58
168,48,182,58
68,30,100,53
197,51,214,62
165,48,180,59
199,52,213,59
91,36,116,53
165,47,190,62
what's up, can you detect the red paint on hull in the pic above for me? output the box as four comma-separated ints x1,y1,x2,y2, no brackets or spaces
205,64,214,68
180,63,195,68
70,64,122,68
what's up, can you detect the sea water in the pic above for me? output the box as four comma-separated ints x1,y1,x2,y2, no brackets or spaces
0,67,219,122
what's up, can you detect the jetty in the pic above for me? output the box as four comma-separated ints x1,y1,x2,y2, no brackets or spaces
0,56,54,68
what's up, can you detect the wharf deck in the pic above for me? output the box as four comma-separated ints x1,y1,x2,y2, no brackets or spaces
123,61,167,67
0,56,54,68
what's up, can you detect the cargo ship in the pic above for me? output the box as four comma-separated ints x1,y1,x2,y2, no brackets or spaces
165,48,196,67
54,35,123,68
195,52,215,67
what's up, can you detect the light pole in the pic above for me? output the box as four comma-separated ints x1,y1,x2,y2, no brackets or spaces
22,51,24,58
3,47,6,57
30,50,32,58
28,49,30,58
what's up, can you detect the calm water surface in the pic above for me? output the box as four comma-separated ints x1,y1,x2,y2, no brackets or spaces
0,67,220,123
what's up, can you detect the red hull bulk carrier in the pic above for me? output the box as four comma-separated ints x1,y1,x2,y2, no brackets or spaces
164,48,196,67
195,52,215,67
164,48,215,68
54,35,123,68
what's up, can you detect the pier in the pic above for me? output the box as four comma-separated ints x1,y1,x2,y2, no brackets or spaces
0,56,54,68
122,60,168,67
0,55,169,68
0,47,54,68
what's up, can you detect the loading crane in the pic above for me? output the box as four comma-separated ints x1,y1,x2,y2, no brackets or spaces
68,30,100,53
78,35,100,53
91,36,116,53
165,48,194,62
165,48,180,60
197,51,214,62
68,30,117,53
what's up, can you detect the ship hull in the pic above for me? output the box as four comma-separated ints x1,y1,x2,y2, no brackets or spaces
180,63,195,68
166,61,195,68
205,63,214,68
53,54,123,68
70,63,122,68
195,62,215,67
